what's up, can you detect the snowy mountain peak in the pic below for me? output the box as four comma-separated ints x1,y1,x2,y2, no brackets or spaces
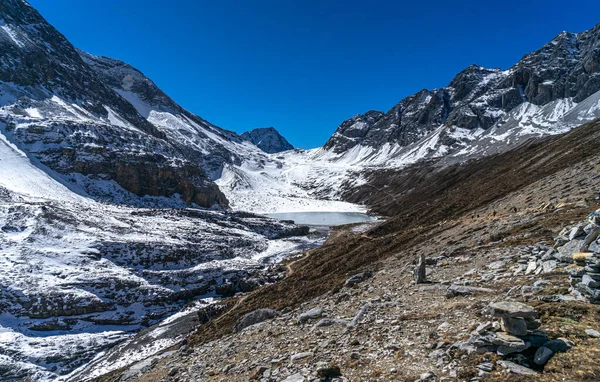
241,127,294,153
324,22,600,158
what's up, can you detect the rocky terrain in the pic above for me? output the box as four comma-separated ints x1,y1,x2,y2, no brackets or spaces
323,24,600,166
93,117,600,381
2,1,600,381
0,125,321,381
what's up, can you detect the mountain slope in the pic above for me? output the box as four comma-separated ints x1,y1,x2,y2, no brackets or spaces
0,0,227,208
0,123,316,380
322,24,600,167
241,127,294,153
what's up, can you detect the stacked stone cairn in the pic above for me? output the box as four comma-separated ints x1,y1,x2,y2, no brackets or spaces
466,301,572,372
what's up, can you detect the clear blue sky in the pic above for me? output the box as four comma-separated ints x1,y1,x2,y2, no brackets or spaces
29,0,600,148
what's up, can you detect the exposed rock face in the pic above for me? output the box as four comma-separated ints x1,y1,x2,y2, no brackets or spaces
324,24,600,155
0,0,241,207
79,51,250,178
241,127,294,153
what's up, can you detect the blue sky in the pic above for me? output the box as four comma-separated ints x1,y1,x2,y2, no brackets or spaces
29,0,600,148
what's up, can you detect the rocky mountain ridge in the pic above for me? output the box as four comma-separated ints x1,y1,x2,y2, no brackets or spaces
323,24,600,165
241,127,293,154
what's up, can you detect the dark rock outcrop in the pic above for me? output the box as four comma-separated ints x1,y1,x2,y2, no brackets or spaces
241,127,294,153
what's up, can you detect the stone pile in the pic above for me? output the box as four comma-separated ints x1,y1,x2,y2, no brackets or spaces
571,252,600,303
462,301,572,373
512,244,560,275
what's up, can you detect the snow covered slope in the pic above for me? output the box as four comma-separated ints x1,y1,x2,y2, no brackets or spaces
0,126,317,380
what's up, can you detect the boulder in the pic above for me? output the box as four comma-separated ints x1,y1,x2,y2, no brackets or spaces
235,309,280,332
344,271,372,287
543,338,571,353
297,307,323,323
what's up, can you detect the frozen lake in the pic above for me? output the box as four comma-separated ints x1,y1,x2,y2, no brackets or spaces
264,211,373,226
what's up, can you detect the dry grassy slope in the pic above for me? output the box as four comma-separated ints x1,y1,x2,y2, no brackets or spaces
97,119,600,381
188,119,600,344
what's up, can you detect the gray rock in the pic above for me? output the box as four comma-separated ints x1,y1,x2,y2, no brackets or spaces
486,332,528,350
489,301,538,318
582,274,600,288
543,338,571,353
414,254,427,284
569,226,586,240
473,321,493,334
344,272,372,287
533,346,554,365
311,318,348,330
585,328,600,338
556,240,585,263
446,285,494,298
497,360,538,375
282,374,305,382
235,309,280,332
525,261,538,275
476,362,494,372
297,307,323,323
290,352,314,361
500,317,528,336
541,260,558,273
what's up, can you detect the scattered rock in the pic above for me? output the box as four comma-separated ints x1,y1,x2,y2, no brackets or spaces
282,374,305,382
344,272,372,287
250,366,269,380
445,285,494,298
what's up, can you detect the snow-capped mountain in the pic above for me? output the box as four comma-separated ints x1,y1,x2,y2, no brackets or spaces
0,1,326,380
0,125,317,380
0,0,232,208
323,25,600,166
241,127,294,153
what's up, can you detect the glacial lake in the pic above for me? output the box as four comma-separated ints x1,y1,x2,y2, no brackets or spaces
264,211,374,227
